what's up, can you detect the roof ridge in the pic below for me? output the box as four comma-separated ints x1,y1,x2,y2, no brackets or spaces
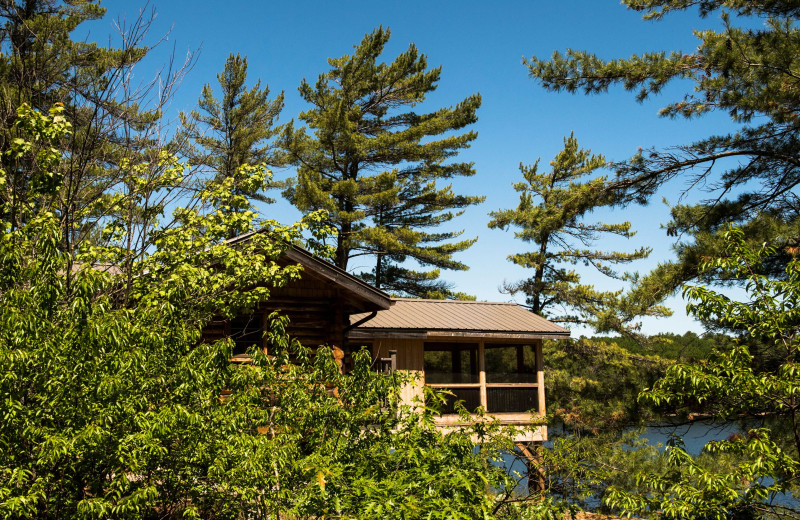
391,298,517,306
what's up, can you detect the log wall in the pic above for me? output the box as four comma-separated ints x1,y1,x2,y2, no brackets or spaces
201,273,348,352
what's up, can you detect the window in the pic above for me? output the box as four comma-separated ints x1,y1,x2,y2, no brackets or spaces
423,342,541,415
228,313,266,359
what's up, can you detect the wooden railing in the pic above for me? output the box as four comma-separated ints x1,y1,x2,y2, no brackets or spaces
426,384,539,414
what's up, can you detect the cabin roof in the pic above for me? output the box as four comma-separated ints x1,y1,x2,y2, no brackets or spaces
226,230,392,312
349,298,569,339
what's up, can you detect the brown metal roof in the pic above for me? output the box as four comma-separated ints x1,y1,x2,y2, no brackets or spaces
350,298,569,339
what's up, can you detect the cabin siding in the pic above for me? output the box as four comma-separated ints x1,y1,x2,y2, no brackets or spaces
368,338,425,406
265,279,345,348
201,270,358,353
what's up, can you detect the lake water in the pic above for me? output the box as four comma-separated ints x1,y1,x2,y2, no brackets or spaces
499,420,799,508
640,419,743,454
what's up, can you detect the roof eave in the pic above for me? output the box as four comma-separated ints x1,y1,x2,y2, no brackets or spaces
284,247,392,310
348,328,571,340
225,230,392,311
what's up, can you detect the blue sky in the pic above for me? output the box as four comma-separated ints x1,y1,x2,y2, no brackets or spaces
90,0,753,335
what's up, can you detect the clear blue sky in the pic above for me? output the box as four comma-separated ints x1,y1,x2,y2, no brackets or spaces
90,0,752,336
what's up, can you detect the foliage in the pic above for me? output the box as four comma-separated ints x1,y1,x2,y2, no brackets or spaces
526,0,800,305
498,336,671,514
180,53,285,213
537,432,663,511
0,0,194,257
538,332,778,515
604,227,800,519
281,27,483,299
0,105,531,519
545,338,669,434
488,133,669,334
533,426,764,516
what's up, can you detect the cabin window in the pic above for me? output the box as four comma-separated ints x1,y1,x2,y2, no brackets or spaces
423,343,479,384
228,313,265,357
484,344,537,383
423,342,541,415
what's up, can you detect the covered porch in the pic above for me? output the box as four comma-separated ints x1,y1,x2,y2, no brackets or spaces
348,298,569,442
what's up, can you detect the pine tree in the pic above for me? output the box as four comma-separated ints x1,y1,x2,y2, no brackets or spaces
180,53,284,211
488,134,669,333
281,27,483,298
526,0,800,302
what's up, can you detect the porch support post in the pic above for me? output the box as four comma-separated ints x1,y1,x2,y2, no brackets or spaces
536,339,545,417
478,341,487,409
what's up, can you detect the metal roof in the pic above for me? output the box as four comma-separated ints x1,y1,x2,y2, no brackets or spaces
350,298,570,338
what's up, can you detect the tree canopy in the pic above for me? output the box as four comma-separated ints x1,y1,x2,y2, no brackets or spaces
526,0,800,302
282,27,483,299
9,1,800,518
0,7,543,518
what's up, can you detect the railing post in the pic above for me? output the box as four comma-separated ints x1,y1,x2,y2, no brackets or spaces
379,350,397,374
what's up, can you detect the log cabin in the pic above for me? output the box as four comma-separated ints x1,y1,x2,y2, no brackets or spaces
204,238,569,443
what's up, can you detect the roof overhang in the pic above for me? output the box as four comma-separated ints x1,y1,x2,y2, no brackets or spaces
348,298,570,340
348,329,570,341
226,230,392,312
283,247,391,311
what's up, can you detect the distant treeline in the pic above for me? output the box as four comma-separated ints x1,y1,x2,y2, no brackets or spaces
545,331,782,436
588,331,734,361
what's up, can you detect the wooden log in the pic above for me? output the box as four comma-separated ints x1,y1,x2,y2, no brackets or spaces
515,441,546,493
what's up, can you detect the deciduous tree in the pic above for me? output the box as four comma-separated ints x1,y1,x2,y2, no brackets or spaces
0,0,195,269
0,104,528,520
605,227,800,519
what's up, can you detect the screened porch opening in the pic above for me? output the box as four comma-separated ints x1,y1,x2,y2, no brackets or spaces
423,342,541,415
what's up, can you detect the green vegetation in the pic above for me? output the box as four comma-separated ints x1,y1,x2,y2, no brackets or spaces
489,133,669,334
281,27,484,298
522,2,800,515
0,0,187,261
545,338,668,433
591,331,729,361
527,0,800,307
180,53,285,212
539,326,800,515
0,6,519,517
605,228,800,519
2,0,800,518
0,103,526,520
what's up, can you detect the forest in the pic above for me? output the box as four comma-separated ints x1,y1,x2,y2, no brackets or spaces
1,0,800,518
